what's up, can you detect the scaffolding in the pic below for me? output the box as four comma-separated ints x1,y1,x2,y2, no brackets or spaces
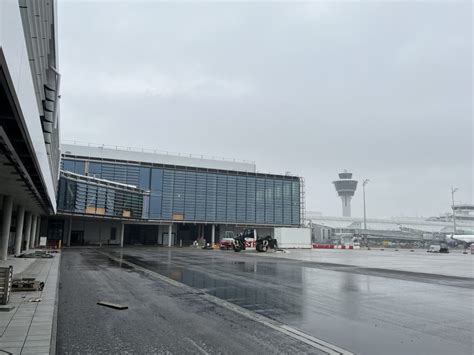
300,176,306,226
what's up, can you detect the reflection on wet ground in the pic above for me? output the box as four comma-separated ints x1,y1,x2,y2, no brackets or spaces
100,247,473,355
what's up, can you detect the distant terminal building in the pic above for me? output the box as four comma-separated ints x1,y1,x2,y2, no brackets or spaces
306,212,474,246
427,204,474,223
333,170,358,217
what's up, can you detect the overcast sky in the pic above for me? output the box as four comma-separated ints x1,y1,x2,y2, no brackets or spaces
58,1,472,219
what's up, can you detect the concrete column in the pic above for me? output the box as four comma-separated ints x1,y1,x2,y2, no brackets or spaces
119,222,125,247
211,224,216,245
23,212,32,252
157,225,161,245
66,218,72,246
29,214,37,250
35,216,41,247
168,224,172,247
0,196,13,261
14,206,25,256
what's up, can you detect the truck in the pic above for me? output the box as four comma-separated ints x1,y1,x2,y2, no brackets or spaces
427,243,449,253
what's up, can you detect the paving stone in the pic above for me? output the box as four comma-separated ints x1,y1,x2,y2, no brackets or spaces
0,254,60,355
0,336,26,342
0,347,21,355
25,334,50,341
25,328,51,336
20,345,50,354
23,339,51,347
0,340,24,347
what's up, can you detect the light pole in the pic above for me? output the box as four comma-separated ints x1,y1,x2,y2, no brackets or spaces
451,187,458,235
363,179,370,231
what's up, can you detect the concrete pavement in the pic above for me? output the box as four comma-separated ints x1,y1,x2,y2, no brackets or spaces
254,248,474,278
58,247,473,355
56,248,321,354
0,252,60,355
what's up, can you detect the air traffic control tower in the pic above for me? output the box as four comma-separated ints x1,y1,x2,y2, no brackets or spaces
333,171,358,217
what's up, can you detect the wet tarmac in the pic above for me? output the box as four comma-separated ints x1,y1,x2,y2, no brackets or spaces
58,247,473,354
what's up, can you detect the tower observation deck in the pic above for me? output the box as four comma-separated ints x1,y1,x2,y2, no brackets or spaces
333,170,358,217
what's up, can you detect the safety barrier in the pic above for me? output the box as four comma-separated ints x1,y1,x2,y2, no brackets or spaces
312,244,355,250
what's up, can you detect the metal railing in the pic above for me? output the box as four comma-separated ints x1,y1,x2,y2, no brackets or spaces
62,140,256,165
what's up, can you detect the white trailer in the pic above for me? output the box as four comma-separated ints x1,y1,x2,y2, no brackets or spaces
274,227,311,249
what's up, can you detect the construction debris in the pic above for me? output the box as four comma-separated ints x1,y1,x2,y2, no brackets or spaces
18,251,54,259
12,279,44,292
97,301,128,310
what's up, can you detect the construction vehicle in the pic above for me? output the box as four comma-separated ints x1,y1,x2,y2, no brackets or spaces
233,229,278,252
255,235,278,252
232,229,252,252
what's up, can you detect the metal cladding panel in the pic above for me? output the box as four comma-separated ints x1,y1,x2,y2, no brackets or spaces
61,144,256,173
0,0,58,212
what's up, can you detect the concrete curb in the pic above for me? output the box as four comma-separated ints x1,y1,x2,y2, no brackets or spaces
49,253,61,355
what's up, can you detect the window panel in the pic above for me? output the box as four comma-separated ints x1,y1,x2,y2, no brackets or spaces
74,161,85,175
265,179,274,224
246,177,256,223
205,174,217,221
113,164,128,184
101,163,115,182
283,181,292,224
151,168,163,191
62,160,74,172
226,175,237,222
236,176,246,222
139,167,151,190
195,173,207,221
149,194,162,219
89,162,102,178
256,178,265,223
173,171,185,213
291,180,300,225
126,166,140,187
161,170,174,219
274,180,283,224
184,171,196,220
216,175,227,221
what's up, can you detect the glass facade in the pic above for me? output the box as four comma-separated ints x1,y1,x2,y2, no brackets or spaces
61,158,301,225
57,172,147,219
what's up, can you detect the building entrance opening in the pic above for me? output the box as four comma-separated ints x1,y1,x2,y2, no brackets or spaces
71,231,84,246
124,225,159,245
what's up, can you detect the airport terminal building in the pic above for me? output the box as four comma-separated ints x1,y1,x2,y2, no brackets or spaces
54,143,303,247
0,0,303,256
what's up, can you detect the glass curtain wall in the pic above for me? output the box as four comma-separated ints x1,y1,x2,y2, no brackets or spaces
57,174,146,219
61,159,301,225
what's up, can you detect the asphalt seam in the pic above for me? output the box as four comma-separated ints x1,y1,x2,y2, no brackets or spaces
98,250,354,355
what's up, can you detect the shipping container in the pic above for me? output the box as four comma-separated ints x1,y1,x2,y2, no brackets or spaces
274,227,311,249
